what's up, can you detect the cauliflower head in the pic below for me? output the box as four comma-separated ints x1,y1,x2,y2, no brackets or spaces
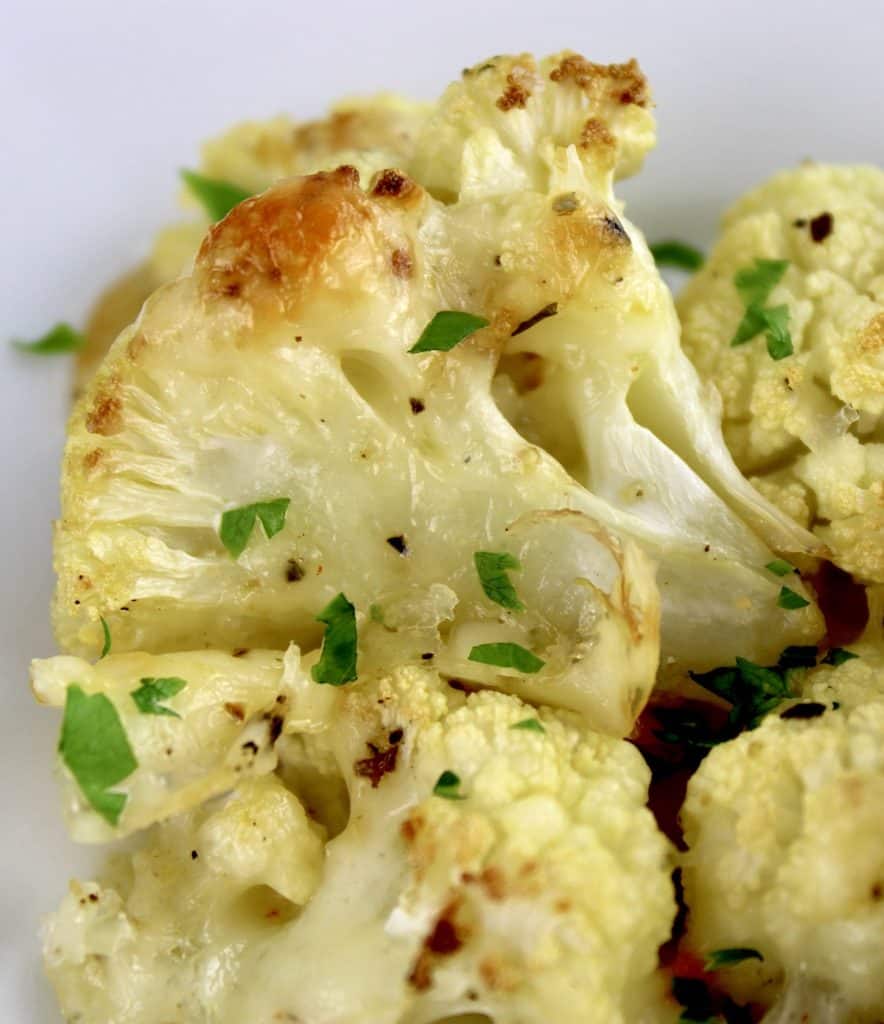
76,93,429,390
681,644,884,1021
43,661,677,1024
57,53,822,721
678,164,884,583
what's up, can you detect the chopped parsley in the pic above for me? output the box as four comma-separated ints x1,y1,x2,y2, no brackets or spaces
649,240,704,271
409,311,489,353
433,770,465,799
765,559,794,576
99,617,111,659
180,169,252,221
690,655,793,731
131,677,187,717
474,551,525,611
705,948,763,971
219,498,290,558
12,322,85,355
777,585,810,610
468,642,545,674
59,684,137,826
823,647,859,666
311,593,358,686
730,258,793,359
511,717,545,733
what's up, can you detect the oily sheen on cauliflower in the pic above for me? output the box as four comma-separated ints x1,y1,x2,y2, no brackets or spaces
43,661,677,1024
56,52,821,724
75,94,430,390
681,644,884,1022
679,164,884,583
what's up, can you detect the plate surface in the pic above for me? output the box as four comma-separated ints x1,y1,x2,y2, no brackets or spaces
2,0,881,1018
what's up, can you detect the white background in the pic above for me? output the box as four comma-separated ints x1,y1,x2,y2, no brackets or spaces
1,0,881,1018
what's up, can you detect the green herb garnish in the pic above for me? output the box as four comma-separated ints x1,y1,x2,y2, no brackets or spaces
474,551,525,612
730,259,793,359
823,647,859,667
468,642,545,674
433,770,465,799
649,240,704,271
311,593,358,686
131,677,187,717
181,169,252,221
12,322,85,355
99,617,111,659
691,655,793,731
59,684,137,826
705,947,764,971
511,718,545,733
409,311,489,354
765,559,794,576
778,586,810,610
219,498,290,558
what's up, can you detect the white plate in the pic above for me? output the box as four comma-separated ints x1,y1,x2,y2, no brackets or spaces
2,0,881,1018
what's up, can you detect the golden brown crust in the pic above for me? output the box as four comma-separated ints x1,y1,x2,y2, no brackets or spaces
550,55,650,108
858,311,884,353
85,383,123,436
195,167,377,320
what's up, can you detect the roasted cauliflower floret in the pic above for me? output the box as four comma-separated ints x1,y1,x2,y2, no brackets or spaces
44,663,677,1024
58,53,822,715
681,644,884,1021
76,94,429,389
678,164,884,582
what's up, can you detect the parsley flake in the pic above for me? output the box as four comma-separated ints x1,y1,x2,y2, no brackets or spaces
765,559,794,576
409,311,489,353
511,718,545,733
691,655,792,731
649,240,704,271
433,770,465,799
311,593,358,686
823,647,859,667
705,948,764,971
99,617,111,659
12,322,85,355
219,498,290,558
131,677,188,717
474,551,525,612
180,169,252,221
59,685,137,826
730,259,793,360
468,642,545,674
778,585,810,610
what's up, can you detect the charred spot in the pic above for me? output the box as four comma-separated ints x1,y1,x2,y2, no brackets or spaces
233,647,250,658
85,390,122,436
354,737,401,788
580,116,615,150
602,214,630,243
83,448,104,472
386,534,408,555
242,740,259,756
191,850,199,860
391,247,413,278
372,169,412,198
793,218,808,228
268,714,284,744
872,883,882,902
496,72,531,111
224,702,244,722
334,164,360,186
408,898,468,990
388,728,404,744
421,652,434,661
285,558,305,582
409,397,425,414
511,302,558,337
447,678,481,694
780,702,827,720
223,281,242,297
88,892,99,902
809,211,834,242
